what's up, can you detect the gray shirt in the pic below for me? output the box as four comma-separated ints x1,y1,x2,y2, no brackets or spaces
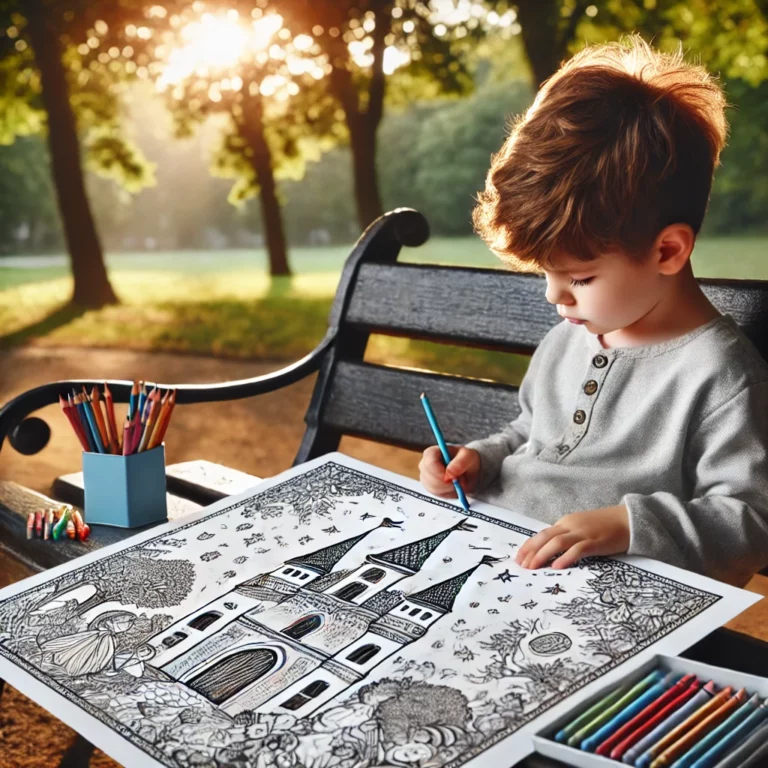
466,313,768,586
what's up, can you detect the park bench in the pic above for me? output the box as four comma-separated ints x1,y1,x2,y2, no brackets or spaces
1,207,768,767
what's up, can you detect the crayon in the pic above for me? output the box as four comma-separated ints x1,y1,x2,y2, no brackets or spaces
52,508,71,540
26,512,34,540
675,692,760,768
43,509,53,540
606,675,699,759
34,510,43,538
694,699,768,768
650,687,746,767
643,685,735,767
65,519,76,539
555,683,633,742
103,382,119,453
569,670,665,747
631,682,718,767
584,672,680,752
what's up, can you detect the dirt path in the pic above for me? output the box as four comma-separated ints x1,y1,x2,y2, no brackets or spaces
0,346,419,768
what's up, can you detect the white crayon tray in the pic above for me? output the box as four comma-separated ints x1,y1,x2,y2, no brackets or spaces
532,654,768,768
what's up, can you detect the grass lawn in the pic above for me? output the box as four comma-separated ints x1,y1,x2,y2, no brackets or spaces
1,235,766,386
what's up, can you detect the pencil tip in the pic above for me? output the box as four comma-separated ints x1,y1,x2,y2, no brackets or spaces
420,392,426,398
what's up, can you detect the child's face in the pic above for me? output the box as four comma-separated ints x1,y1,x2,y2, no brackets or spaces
542,248,662,336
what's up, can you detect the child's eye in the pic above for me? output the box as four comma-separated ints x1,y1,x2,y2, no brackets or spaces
569,278,593,286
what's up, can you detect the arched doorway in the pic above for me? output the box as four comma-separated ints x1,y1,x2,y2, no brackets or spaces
188,648,279,704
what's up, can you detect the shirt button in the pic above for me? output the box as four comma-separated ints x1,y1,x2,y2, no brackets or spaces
584,380,598,395
573,410,586,424
592,354,608,368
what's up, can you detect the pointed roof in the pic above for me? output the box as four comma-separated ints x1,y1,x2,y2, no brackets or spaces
285,518,401,575
408,555,499,613
368,519,473,574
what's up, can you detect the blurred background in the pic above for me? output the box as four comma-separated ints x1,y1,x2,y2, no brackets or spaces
0,3,767,764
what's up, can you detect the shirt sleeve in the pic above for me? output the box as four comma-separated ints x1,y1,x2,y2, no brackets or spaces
623,379,768,586
465,341,543,493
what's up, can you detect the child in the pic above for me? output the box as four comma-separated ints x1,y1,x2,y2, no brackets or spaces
419,35,768,587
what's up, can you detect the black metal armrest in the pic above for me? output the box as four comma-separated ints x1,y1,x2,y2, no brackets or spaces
0,331,335,456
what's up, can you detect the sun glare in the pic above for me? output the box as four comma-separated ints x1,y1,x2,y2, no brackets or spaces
158,12,284,89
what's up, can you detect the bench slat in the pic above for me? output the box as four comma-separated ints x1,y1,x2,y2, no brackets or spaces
322,361,520,449
344,264,768,360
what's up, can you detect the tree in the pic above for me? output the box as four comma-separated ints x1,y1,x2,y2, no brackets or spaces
0,1,155,306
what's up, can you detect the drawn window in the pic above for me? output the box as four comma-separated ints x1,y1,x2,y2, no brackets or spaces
333,582,368,601
400,604,409,612
409,608,421,617
282,614,322,640
346,644,381,665
421,612,433,621
280,680,330,711
162,631,187,648
360,568,386,583
282,568,292,575
188,611,222,631
299,573,309,580
188,648,278,704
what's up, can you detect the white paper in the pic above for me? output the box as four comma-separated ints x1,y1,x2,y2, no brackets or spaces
0,453,759,768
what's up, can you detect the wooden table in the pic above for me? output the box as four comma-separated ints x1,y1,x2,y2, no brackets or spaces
0,461,766,768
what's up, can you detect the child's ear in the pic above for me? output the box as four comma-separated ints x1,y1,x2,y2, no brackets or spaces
653,223,695,276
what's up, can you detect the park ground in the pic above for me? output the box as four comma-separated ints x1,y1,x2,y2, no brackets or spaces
1,235,768,766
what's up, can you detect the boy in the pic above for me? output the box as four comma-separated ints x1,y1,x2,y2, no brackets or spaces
419,35,768,587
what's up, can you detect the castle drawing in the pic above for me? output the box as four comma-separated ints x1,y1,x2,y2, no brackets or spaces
147,516,495,718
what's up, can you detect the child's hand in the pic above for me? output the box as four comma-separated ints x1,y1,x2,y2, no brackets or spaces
419,445,481,498
515,505,630,570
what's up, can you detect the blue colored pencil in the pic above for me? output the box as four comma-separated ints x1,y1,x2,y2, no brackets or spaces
128,380,138,421
81,395,105,453
74,393,97,453
581,672,679,752
137,381,147,421
419,392,470,512
693,699,768,768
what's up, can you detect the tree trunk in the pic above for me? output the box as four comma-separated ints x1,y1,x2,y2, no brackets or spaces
240,96,291,277
348,116,384,231
515,0,564,88
24,1,117,307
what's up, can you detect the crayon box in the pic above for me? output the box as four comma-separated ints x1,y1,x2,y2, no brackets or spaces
82,445,168,528
533,653,768,767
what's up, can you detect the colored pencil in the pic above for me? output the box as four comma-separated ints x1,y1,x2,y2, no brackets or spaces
89,385,111,453
122,417,133,456
616,678,702,761
632,682,718,767
129,380,139,421
67,394,91,450
584,672,680,752
81,393,106,454
676,692,760,768
153,388,176,446
59,395,90,451
138,389,161,452
103,382,120,453
73,394,96,453
52,508,71,540
419,392,471,512
651,688,746,767
556,683,633,742
597,674,696,758
137,381,147,421
129,412,142,455
147,390,170,450
707,715,768,768
569,670,665,747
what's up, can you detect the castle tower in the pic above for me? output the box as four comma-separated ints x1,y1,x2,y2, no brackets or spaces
258,554,499,717
317,518,477,606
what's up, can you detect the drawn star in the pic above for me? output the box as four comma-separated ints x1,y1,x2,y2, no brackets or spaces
522,600,537,609
494,569,518,583
543,583,566,595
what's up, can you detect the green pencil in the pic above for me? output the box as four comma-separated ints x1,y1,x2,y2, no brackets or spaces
555,682,632,742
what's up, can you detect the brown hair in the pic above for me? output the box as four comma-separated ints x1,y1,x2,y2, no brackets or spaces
472,34,729,273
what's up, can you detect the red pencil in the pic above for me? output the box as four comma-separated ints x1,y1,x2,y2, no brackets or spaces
609,677,702,760
129,411,142,455
103,382,119,454
59,394,90,451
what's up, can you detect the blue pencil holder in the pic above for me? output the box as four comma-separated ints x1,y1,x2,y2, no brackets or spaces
82,445,168,528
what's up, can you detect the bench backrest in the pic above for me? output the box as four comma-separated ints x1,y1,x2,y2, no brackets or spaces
295,209,768,464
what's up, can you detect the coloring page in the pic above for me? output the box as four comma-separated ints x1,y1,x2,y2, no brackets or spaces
0,453,758,768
